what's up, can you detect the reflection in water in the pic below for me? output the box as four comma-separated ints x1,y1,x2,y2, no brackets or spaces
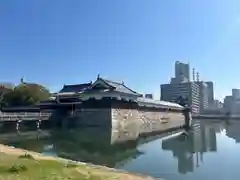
1,127,144,167
225,121,240,143
2,119,240,179
50,128,143,167
162,121,217,174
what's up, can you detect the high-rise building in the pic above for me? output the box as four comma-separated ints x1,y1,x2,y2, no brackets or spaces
161,82,200,114
205,81,214,105
195,81,209,112
224,96,232,113
161,61,200,114
175,61,190,82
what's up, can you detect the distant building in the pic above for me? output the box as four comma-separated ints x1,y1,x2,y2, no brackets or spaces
161,82,200,114
195,81,209,113
175,61,190,82
202,99,224,114
212,100,223,109
170,61,190,84
161,61,200,114
224,96,233,113
232,89,240,100
145,94,153,99
205,81,214,105
223,90,240,114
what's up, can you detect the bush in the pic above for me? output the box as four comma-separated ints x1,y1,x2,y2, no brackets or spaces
18,154,35,160
65,161,78,168
8,164,27,173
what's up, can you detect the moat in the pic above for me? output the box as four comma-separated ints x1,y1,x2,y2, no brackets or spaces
0,119,240,180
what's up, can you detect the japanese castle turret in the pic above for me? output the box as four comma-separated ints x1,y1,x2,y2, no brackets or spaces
41,75,191,141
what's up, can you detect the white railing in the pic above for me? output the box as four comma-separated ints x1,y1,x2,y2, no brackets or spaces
0,112,51,121
0,112,51,116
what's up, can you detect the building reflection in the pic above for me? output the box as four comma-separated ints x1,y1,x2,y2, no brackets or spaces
50,127,144,167
225,121,240,143
162,121,217,174
2,127,144,168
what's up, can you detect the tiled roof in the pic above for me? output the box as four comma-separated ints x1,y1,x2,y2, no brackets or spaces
59,83,92,93
99,78,142,96
137,97,183,109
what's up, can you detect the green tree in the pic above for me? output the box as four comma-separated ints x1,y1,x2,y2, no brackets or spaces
0,86,13,107
176,96,188,106
2,83,50,107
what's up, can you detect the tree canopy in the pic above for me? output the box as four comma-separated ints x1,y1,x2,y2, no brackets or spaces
176,96,188,106
0,83,50,107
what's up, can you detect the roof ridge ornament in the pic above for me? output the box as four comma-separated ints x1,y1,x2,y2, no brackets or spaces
20,77,24,84
97,74,100,79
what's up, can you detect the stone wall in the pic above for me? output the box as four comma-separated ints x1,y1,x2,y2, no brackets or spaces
138,110,185,134
75,108,186,143
75,108,111,127
111,108,185,138
111,108,140,143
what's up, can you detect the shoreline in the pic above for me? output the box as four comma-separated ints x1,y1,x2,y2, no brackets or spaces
0,144,157,180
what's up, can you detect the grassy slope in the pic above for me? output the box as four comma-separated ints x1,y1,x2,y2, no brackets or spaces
0,153,120,180
0,143,155,180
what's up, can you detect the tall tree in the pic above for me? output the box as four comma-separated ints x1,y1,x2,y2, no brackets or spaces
2,83,50,107
0,86,13,107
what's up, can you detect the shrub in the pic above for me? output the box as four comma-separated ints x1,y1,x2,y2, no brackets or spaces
8,164,27,173
18,154,35,160
65,161,78,168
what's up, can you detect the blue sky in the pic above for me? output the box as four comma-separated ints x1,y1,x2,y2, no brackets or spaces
0,0,240,100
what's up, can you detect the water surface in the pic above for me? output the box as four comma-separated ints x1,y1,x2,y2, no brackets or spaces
1,119,240,180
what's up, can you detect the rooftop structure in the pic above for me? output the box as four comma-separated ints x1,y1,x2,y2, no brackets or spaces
41,75,184,111
137,97,183,110
60,83,92,93
81,77,142,99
